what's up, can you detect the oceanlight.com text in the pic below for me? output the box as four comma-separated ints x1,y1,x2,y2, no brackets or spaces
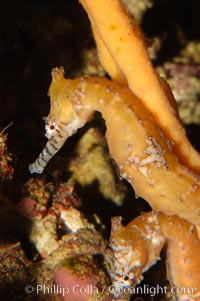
25,283,197,298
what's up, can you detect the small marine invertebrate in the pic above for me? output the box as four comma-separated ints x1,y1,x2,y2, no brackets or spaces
110,211,200,300
29,68,200,228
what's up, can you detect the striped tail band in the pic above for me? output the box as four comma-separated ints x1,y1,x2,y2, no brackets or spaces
29,127,67,174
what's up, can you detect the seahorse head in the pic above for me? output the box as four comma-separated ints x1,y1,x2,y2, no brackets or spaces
29,67,90,174
47,67,93,136
109,216,146,297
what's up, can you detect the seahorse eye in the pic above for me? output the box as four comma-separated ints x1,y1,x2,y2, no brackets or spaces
50,125,55,130
44,120,60,139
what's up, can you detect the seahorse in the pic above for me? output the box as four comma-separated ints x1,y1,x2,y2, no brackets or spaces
29,67,200,227
110,211,200,300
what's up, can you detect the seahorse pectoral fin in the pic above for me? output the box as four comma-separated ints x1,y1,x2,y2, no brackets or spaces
29,134,67,174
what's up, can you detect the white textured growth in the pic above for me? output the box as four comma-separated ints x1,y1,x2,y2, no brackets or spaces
127,136,168,176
